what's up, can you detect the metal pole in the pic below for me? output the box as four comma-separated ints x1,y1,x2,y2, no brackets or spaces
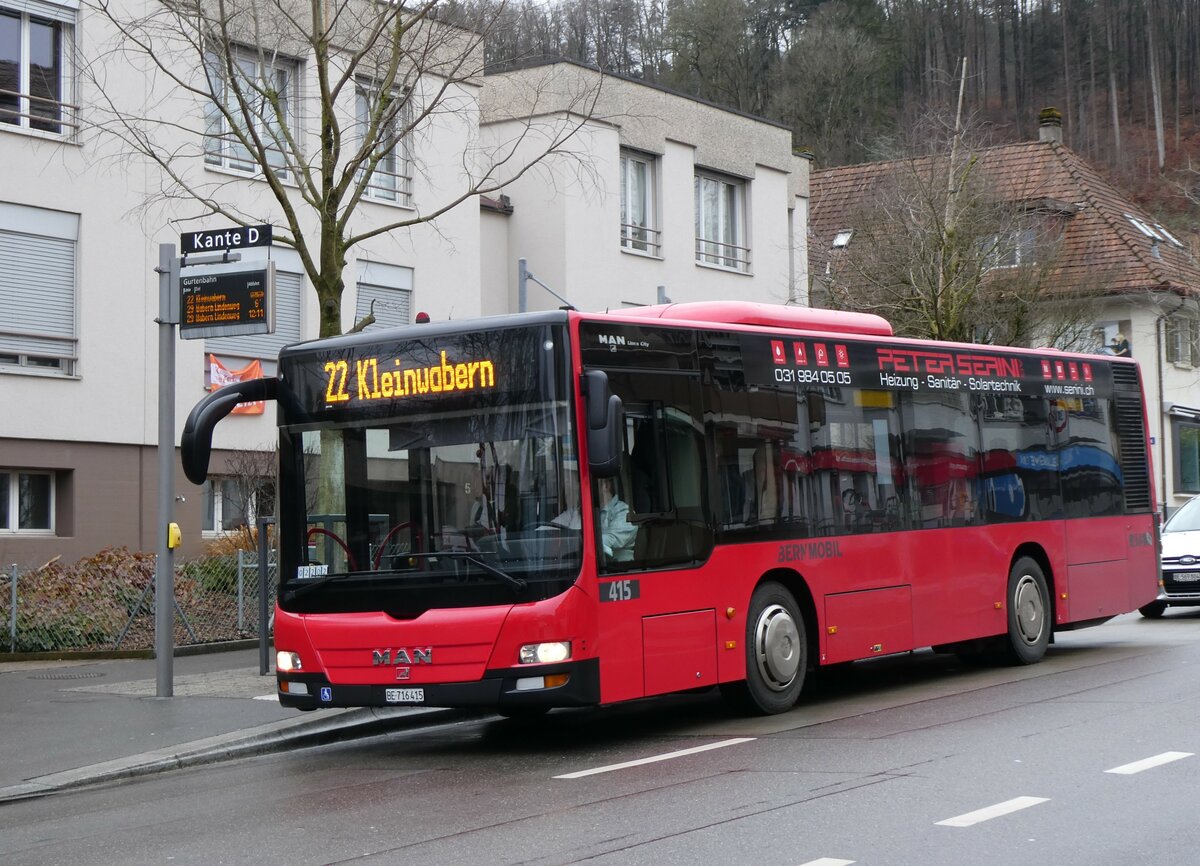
8,564,15,653
258,516,272,675
155,244,178,697
240,546,249,633
518,257,528,313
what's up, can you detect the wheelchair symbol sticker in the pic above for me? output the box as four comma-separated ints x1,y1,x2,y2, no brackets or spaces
320,687,332,702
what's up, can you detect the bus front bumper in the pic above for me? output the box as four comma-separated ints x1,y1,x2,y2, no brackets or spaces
276,657,600,712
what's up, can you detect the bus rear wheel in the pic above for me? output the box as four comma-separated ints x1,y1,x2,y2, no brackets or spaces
722,582,806,715
1001,557,1051,665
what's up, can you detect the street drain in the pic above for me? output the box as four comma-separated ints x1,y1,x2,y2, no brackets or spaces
28,671,107,680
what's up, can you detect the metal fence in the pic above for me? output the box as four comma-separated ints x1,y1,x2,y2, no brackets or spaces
1,548,276,655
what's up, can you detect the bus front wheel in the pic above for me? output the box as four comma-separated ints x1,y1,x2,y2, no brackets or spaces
722,582,806,715
1002,557,1051,665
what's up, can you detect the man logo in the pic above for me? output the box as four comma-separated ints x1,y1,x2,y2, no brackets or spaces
372,648,433,665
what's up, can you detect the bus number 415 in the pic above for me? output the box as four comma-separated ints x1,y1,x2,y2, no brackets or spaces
601,579,639,602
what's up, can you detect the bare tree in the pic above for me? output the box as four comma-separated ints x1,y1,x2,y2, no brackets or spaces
82,0,603,337
815,113,1105,348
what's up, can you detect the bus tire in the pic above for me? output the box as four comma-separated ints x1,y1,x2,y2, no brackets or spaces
1138,601,1167,619
1002,556,1051,665
723,581,806,715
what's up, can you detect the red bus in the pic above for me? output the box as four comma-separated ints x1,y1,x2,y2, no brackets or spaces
182,301,1159,715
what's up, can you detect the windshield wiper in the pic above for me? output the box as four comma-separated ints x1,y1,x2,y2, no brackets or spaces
406,551,528,591
284,571,374,601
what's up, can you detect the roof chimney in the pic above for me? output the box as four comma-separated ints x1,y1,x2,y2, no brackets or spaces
1038,107,1063,144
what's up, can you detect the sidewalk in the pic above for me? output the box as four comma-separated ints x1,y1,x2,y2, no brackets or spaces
0,648,459,803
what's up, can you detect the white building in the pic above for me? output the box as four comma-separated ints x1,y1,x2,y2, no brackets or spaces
0,6,811,566
478,61,809,314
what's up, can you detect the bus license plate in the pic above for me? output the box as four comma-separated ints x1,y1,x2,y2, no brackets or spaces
385,688,424,703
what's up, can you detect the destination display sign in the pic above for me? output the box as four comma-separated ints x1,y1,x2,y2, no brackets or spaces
179,263,275,340
279,325,568,423
740,334,1115,400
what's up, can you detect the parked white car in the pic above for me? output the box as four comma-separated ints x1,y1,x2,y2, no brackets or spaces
1141,496,1200,618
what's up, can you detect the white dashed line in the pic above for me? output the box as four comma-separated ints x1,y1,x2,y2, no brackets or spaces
935,796,1049,827
797,859,855,866
1105,751,1194,775
553,737,756,779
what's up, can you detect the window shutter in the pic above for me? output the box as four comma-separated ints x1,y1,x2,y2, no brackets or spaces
1166,319,1181,363
6,0,77,24
0,230,76,357
356,283,410,330
355,261,412,331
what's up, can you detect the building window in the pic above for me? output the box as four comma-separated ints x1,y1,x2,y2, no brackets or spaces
0,2,75,137
981,227,1038,269
204,46,297,180
832,229,853,248
1165,316,1200,367
620,149,659,255
695,171,749,271
356,260,412,330
1175,419,1200,494
355,79,412,206
203,475,275,533
0,469,53,532
0,202,77,375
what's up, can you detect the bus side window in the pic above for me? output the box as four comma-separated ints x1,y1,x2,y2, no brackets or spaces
599,371,712,572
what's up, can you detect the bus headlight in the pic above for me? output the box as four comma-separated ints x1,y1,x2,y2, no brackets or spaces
519,641,571,665
276,651,303,672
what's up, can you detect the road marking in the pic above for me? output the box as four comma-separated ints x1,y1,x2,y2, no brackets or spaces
553,737,756,779
797,859,855,866
935,796,1049,827
1105,751,1194,775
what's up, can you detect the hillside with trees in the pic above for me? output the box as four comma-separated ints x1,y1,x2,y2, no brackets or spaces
459,0,1200,233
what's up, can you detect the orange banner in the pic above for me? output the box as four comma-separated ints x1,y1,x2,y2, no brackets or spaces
208,355,265,414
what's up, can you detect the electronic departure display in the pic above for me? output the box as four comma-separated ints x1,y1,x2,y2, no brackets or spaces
179,263,275,339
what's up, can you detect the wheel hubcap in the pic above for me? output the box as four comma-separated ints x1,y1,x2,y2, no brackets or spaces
754,604,801,691
1014,574,1044,645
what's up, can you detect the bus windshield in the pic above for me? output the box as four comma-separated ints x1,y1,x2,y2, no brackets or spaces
276,321,580,615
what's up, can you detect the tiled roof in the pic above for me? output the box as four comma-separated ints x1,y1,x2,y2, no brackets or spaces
809,139,1200,298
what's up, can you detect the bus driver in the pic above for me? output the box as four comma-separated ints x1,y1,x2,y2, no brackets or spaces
552,476,636,562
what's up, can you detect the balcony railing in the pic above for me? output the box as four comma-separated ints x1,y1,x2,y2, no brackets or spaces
0,89,80,137
621,223,662,256
695,236,751,272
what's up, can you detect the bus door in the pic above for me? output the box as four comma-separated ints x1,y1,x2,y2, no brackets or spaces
590,368,716,703
1056,395,1129,619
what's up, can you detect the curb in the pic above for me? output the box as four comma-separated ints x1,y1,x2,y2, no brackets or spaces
0,705,473,804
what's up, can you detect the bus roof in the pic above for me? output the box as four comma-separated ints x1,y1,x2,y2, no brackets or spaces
614,301,894,336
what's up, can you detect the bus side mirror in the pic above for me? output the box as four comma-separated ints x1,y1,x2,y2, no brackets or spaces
582,370,623,478
181,377,279,485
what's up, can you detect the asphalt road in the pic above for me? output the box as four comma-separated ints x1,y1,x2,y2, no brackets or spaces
3,610,1199,866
